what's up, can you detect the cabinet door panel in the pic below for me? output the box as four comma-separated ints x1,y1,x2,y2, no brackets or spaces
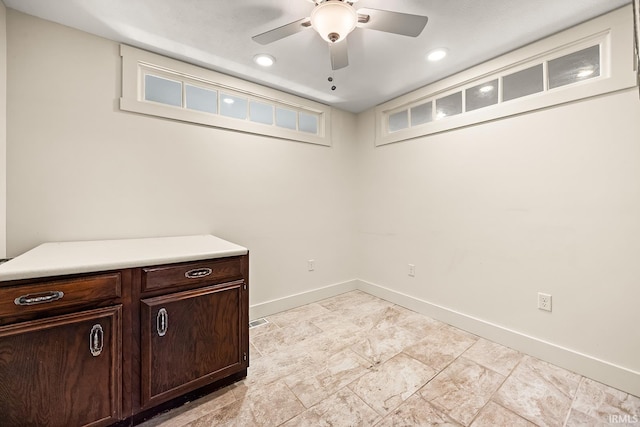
141,281,245,407
0,306,122,427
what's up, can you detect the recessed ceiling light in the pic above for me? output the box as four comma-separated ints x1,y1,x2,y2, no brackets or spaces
253,54,275,67
427,48,447,62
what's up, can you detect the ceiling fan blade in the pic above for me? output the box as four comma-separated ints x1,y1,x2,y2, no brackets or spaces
329,40,349,70
252,17,312,45
356,8,428,37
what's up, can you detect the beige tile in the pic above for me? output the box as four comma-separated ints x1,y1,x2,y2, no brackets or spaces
249,341,262,361
368,306,421,331
404,324,478,371
318,290,386,312
349,353,437,416
564,408,609,427
292,325,363,364
283,348,372,408
331,300,396,330
462,338,522,376
493,355,580,426
570,377,640,424
242,381,306,426
185,398,257,427
420,357,505,425
250,320,323,355
239,347,317,390
219,380,308,426
282,388,380,426
350,323,421,365
470,401,536,427
306,311,362,336
248,319,280,338
139,386,237,427
392,305,446,337
267,303,333,328
376,394,461,426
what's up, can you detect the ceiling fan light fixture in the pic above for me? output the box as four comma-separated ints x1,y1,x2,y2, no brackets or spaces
310,1,357,43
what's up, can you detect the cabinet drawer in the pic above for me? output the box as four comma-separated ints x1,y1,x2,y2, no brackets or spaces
141,257,242,292
0,273,121,320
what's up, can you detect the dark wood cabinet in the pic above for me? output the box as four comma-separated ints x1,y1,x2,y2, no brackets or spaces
0,251,249,426
140,281,246,408
0,306,122,427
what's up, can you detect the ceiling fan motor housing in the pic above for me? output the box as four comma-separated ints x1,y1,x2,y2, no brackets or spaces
311,0,358,43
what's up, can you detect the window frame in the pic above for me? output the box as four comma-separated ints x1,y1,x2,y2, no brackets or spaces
375,6,636,146
121,45,332,146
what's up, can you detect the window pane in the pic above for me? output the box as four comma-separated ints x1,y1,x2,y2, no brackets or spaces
185,85,217,114
389,110,409,132
548,45,600,89
435,92,462,119
411,102,432,126
220,93,247,119
276,107,297,130
250,101,273,125
299,112,319,134
144,75,182,107
503,64,544,102
465,79,498,112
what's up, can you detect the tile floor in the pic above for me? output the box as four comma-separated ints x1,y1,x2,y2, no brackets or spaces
140,290,640,427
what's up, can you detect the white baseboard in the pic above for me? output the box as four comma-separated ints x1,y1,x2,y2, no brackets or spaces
356,279,640,398
249,279,359,321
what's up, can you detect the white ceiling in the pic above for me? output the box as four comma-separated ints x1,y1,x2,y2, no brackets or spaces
5,0,630,113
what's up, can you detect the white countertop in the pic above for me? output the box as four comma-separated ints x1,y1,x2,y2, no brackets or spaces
0,235,248,282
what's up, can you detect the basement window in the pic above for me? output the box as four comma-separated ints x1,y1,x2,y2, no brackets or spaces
185,85,218,114
388,110,409,132
120,45,331,146
548,45,601,89
375,6,636,146
435,92,462,119
502,64,544,102
144,75,182,107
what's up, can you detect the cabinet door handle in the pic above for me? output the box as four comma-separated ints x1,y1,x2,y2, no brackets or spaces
185,268,212,279
14,290,64,306
90,324,104,357
157,308,168,337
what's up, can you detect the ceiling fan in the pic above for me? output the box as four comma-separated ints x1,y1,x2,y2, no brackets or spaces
252,0,429,70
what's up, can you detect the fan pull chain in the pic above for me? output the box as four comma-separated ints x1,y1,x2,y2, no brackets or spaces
328,75,336,91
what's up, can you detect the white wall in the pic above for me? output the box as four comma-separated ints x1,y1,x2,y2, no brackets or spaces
355,89,640,393
6,10,359,307
0,2,6,258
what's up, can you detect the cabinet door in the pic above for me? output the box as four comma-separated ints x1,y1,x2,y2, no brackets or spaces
140,280,246,408
0,306,122,427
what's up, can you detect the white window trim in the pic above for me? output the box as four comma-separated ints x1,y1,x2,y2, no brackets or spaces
375,6,637,146
121,45,332,146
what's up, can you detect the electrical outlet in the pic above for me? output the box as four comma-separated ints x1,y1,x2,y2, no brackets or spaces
408,264,415,277
538,292,552,312
307,259,315,271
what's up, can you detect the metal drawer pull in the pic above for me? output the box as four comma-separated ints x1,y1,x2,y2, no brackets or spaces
14,291,64,306
185,268,212,279
90,324,104,357
157,308,168,337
